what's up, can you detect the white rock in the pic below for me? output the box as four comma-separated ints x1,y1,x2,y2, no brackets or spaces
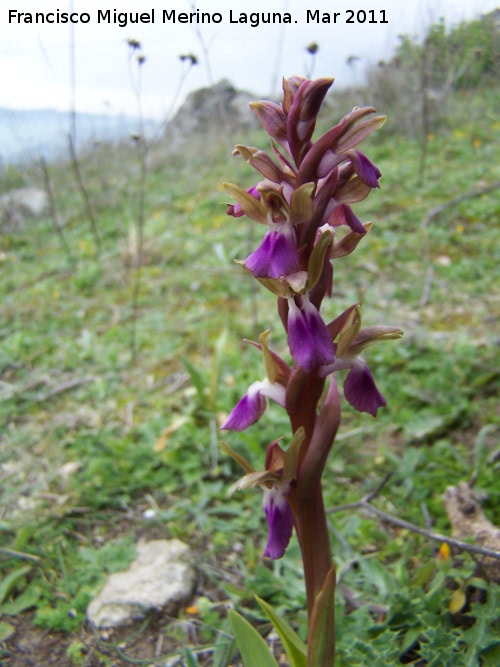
0,187,48,231
87,539,195,628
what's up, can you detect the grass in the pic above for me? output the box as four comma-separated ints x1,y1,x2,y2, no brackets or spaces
0,84,499,665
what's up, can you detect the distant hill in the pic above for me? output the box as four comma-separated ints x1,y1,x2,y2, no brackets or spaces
0,108,156,164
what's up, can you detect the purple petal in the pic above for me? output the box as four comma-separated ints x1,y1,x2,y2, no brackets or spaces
343,360,386,416
287,297,335,372
245,227,299,279
329,204,366,235
348,151,381,188
262,485,294,559
220,382,266,431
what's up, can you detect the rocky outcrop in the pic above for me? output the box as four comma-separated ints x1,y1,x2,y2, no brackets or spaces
164,79,261,151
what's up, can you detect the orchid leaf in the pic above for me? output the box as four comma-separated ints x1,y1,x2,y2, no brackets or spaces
256,596,307,667
228,609,279,667
308,566,336,667
299,378,341,494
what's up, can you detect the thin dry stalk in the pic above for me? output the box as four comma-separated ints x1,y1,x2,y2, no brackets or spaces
126,42,149,361
40,157,74,264
187,1,214,85
68,134,102,256
417,42,431,187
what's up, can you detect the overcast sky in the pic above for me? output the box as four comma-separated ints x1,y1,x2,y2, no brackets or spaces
1,0,497,119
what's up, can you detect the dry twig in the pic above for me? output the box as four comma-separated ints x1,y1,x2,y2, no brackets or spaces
0,548,41,563
40,157,74,263
68,134,102,256
36,376,95,402
328,474,500,563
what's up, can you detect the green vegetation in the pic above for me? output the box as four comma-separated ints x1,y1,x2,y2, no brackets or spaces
397,14,499,92
368,14,500,143
1,21,499,665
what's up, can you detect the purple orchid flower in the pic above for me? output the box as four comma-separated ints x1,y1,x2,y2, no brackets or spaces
221,379,286,431
321,356,386,416
245,223,299,278
287,294,335,372
321,313,403,416
262,483,294,559
223,429,304,560
224,181,315,281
